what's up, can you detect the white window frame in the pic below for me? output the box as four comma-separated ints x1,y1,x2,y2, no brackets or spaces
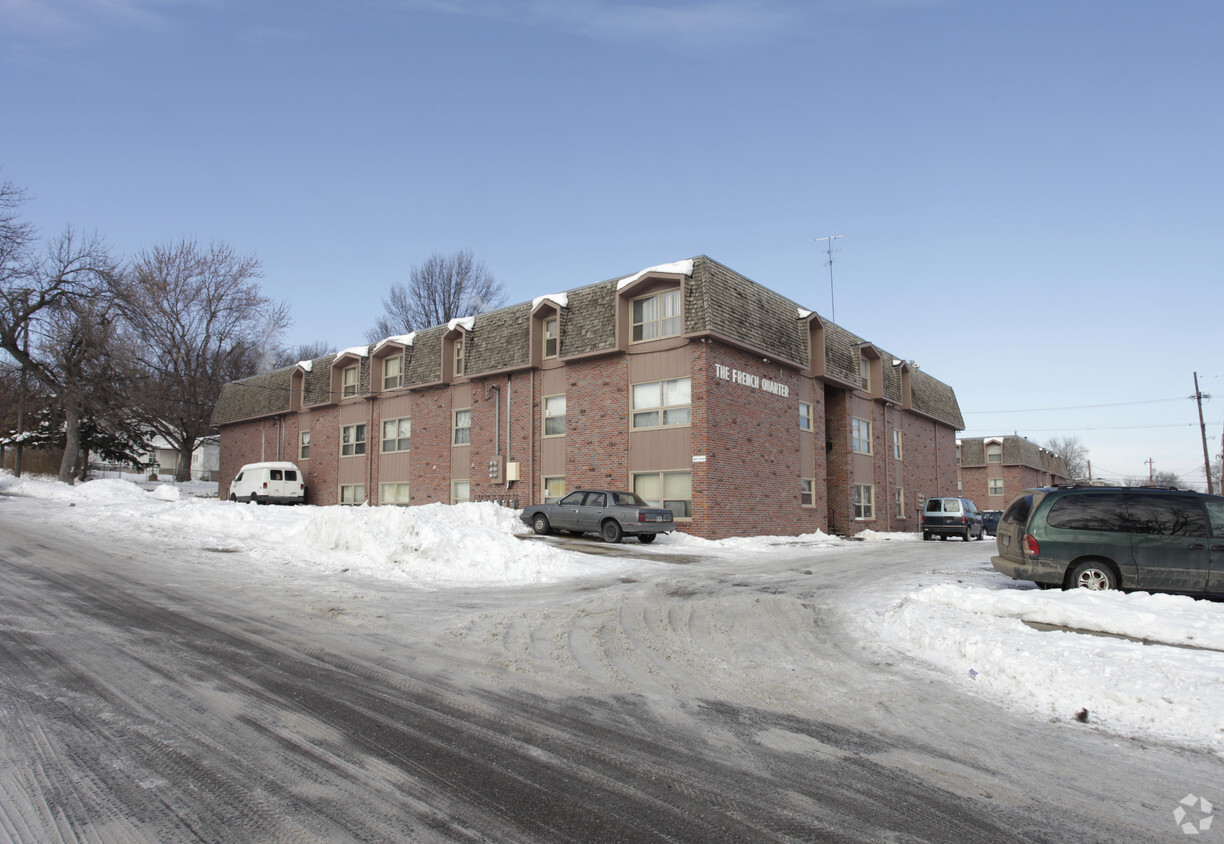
633,470,692,519
859,355,871,391
896,487,906,518
381,417,411,453
854,484,874,520
452,480,470,504
543,394,566,437
987,443,1003,463
631,377,691,429
631,289,682,342
543,316,558,359
543,476,566,504
340,423,366,457
342,365,359,398
453,338,465,377
799,402,813,431
851,418,872,455
801,478,815,507
453,408,471,446
299,430,310,461
893,429,903,460
380,482,410,505
988,478,1005,496
383,356,402,391
339,483,366,505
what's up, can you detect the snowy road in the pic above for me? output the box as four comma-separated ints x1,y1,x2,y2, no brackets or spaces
0,504,1218,841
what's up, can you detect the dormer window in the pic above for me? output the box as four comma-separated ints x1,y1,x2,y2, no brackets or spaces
859,355,871,391
453,338,465,376
632,289,681,342
383,356,402,391
543,317,558,359
342,365,359,398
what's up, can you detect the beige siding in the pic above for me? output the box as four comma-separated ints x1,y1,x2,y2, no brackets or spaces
628,347,690,383
629,428,692,471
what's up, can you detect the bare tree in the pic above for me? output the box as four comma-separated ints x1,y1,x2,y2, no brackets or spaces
1124,470,1183,489
367,250,504,341
112,240,290,481
0,182,120,482
269,339,335,370
1043,434,1089,481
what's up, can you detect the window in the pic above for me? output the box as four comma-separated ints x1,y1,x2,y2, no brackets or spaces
381,418,411,453
801,478,814,507
988,478,1004,496
543,395,566,437
299,430,310,460
543,316,558,359
383,356,402,391
339,484,366,505
453,409,471,446
342,365,359,398
987,443,1003,463
631,289,681,342
851,418,872,454
543,477,566,504
632,377,691,429
341,423,366,456
452,480,470,504
1047,493,1129,532
896,488,906,518
1125,493,1208,536
380,482,410,505
956,445,962,465
854,484,874,520
859,355,871,391
799,402,813,431
633,471,692,519
893,429,903,460
453,338,465,376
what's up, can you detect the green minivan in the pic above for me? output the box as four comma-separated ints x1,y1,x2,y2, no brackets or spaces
991,485,1224,593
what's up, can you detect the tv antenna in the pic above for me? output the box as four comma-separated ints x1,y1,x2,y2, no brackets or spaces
814,235,845,322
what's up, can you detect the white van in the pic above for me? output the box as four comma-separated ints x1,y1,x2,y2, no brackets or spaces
228,461,306,505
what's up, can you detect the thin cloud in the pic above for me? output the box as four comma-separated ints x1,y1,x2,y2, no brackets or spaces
0,0,177,44
393,0,800,47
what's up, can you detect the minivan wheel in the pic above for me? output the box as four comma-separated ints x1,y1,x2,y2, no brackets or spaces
963,527,971,541
228,493,237,502
249,493,259,504
1066,560,1117,591
922,531,931,541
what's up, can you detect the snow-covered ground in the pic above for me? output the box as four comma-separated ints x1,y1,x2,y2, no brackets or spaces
3,470,1222,754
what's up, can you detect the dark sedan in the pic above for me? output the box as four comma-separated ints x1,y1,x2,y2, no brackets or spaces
520,490,674,543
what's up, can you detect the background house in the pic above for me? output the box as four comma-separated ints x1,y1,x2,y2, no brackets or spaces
957,435,1069,511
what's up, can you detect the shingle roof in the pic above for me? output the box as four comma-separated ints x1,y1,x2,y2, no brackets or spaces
213,255,964,430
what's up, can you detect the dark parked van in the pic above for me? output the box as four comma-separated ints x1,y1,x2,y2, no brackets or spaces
992,485,1224,593
921,496,985,541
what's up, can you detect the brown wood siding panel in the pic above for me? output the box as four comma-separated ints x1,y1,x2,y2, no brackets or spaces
381,394,412,419
628,348,690,383
629,427,692,472
540,436,565,475
338,458,366,485
378,451,412,481
542,368,567,395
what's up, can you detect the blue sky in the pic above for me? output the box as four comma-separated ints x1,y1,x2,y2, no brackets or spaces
2,0,1221,486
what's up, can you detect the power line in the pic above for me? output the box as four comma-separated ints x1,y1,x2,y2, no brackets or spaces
966,396,1189,415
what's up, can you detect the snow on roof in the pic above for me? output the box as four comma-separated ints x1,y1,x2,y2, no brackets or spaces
615,259,695,290
797,307,813,319
296,360,313,372
532,293,569,310
448,317,475,332
338,345,369,358
373,333,416,354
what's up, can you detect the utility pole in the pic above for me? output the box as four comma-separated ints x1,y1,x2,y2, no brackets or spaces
814,235,845,323
1192,371,1213,494
1144,457,1155,486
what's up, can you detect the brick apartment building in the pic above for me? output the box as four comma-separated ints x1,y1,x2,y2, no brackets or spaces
956,435,1070,512
212,256,965,539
